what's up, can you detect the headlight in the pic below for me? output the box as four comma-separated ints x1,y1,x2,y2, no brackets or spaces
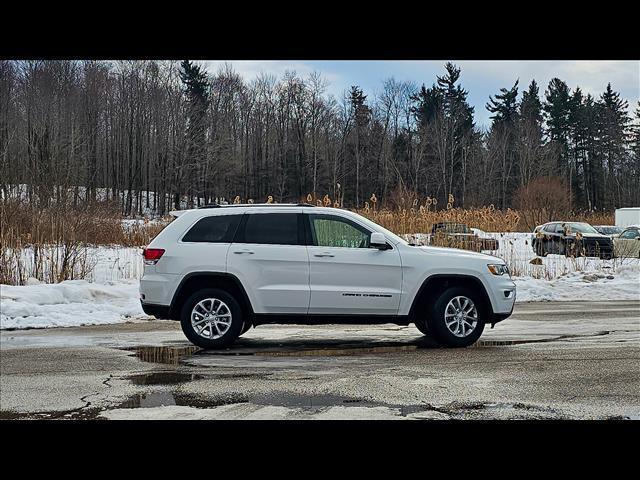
487,264,509,276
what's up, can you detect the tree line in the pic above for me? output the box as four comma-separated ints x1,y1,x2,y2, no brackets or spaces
1,60,638,215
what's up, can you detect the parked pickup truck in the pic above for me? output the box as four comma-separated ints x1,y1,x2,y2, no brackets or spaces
430,222,499,251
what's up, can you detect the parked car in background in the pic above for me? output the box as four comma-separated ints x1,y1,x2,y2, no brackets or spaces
593,225,624,237
430,222,499,251
531,221,614,259
613,225,640,258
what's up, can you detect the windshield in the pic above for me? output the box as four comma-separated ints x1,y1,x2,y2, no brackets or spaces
566,222,599,234
349,211,408,245
596,226,623,234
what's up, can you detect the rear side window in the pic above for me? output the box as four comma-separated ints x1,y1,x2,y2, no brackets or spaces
182,215,241,243
235,213,302,245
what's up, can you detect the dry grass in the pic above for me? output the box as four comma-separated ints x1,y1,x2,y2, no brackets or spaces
0,190,620,286
0,200,169,285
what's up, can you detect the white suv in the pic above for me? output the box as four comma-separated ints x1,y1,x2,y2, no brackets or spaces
140,204,516,349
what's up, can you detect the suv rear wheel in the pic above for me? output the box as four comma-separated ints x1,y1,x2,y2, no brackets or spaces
426,287,486,347
180,288,243,349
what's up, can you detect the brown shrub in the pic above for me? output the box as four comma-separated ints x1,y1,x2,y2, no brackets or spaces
0,199,170,285
514,176,572,230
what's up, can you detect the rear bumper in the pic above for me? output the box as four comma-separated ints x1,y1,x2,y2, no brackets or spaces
140,301,171,320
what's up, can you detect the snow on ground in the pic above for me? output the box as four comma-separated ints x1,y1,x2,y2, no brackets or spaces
0,279,145,329
514,265,639,302
1,246,146,329
1,235,638,330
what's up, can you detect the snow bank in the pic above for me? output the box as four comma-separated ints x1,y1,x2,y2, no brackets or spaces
0,279,145,329
1,235,638,330
514,265,640,302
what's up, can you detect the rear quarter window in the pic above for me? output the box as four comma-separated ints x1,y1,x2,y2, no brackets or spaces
181,215,241,243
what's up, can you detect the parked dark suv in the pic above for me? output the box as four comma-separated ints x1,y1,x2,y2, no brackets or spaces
531,222,614,259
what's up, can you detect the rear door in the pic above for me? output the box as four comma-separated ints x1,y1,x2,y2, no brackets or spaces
226,209,310,314
306,212,402,316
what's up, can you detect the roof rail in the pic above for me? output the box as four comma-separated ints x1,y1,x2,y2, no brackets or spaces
197,203,316,209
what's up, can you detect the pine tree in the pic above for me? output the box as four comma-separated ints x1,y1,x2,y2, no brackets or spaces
596,83,630,208
569,92,601,208
486,81,520,208
437,62,474,135
178,60,210,208
520,80,542,122
410,84,442,130
349,86,371,207
517,80,548,187
486,80,519,123
543,78,572,174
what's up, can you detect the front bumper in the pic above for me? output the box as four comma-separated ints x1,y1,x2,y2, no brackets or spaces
582,239,614,259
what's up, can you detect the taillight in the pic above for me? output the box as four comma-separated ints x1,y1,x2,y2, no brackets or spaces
142,248,165,265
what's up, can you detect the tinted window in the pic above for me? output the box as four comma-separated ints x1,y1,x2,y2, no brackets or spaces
620,229,639,239
309,214,370,248
182,215,241,243
237,213,301,245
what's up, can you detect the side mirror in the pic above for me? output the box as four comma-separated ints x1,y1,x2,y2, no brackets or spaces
370,232,389,250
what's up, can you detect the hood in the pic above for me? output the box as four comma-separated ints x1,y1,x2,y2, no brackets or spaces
571,232,611,240
416,245,503,263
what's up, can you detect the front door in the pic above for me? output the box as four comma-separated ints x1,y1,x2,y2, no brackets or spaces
306,213,402,316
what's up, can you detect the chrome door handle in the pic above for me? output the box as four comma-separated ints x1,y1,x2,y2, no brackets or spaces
234,249,254,254
314,253,335,257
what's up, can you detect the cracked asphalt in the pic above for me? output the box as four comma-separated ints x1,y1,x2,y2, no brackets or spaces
1,300,639,420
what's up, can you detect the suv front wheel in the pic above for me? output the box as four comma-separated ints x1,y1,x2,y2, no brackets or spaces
180,288,243,349
426,287,486,347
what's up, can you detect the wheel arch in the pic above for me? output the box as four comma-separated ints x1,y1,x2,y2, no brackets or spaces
169,272,254,321
408,274,494,322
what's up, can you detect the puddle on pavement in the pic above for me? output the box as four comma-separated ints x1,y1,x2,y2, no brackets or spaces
127,371,204,385
258,344,421,357
122,330,613,367
126,345,202,364
115,391,248,409
112,390,384,412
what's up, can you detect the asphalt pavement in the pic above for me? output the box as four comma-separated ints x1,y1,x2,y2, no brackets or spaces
1,300,638,420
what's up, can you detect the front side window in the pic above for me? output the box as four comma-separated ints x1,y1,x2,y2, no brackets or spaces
182,215,241,243
620,229,640,239
236,213,302,245
309,214,371,248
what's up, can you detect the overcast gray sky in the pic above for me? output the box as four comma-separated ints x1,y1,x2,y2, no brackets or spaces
203,60,640,129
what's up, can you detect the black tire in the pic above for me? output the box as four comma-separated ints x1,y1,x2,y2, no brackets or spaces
239,321,253,336
180,288,243,349
426,286,486,348
414,318,430,336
